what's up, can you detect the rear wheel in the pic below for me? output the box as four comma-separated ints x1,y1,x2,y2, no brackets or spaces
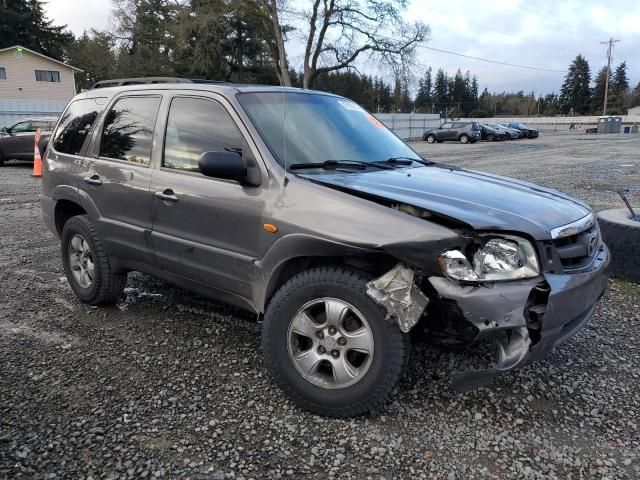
262,267,410,417
426,134,436,144
61,215,127,305
459,134,469,144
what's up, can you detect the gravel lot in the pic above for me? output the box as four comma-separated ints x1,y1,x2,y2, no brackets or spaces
1,133,639,479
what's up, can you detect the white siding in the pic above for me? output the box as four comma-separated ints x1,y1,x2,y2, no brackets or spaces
0,49,76,102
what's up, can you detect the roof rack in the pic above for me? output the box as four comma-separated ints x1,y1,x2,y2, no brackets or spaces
89,77,229,90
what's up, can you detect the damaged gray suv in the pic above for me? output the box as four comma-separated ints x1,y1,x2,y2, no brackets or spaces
40,83,609,417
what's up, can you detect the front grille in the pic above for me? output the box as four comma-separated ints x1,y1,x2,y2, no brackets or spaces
552,224,600,271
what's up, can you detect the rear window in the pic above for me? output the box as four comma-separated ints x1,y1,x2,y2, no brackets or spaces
471,122,480,130
52,98,107,155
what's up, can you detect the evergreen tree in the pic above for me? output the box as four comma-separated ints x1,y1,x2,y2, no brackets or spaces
591,66,607,115
433,68,448,113
0,0,72,59
559,54,591,115
414,67,432,112
610,61,630,114
65,31,117,90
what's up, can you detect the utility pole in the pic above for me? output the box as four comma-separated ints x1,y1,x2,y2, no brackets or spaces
601,37,620,115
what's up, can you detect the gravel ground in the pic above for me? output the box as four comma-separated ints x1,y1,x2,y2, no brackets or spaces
1,133,639,479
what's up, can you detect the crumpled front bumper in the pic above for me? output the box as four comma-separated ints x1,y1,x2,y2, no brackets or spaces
429,244,610,391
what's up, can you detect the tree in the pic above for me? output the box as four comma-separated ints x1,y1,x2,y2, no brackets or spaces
414,67,432,112
591,66,607,114
257,0,429,89
559,54,591,115
433,68,448,113
0,0,73,59
111,0,180,77
65,31,117,91
609,61,630,114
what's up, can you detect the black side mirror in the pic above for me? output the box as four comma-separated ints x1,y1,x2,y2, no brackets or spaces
198,150,247,181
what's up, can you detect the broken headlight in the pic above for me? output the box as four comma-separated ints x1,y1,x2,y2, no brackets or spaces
438,236,539,281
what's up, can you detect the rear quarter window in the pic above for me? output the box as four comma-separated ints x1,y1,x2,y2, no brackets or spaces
52,98,108,155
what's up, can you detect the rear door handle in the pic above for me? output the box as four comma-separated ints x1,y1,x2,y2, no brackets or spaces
154,189,178,202
83,175,102,186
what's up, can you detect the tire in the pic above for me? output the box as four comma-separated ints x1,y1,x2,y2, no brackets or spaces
459,134,469,144
0,151,5,167
426,134,436,144
597,208,640,283
488,134,496,142
262,266,410,417
61,215,127,304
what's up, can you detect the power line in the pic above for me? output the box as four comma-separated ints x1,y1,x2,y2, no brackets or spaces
416,45,566,73
427,8,604,59
526,0,605,39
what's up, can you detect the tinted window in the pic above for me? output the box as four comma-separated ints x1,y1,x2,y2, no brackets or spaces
11,122,31,133
100,96,161,166
52,98,107,155
31,121,50,131
163,97,242,172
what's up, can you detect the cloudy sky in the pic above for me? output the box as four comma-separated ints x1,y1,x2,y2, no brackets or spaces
44,0,639,95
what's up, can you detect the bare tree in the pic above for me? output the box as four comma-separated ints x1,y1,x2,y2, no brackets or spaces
252,0,292,86
257,0,429,88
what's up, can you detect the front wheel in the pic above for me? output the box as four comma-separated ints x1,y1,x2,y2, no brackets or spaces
459,134,469,144
488,134,496,142
262,267,410,417
426,134,436,144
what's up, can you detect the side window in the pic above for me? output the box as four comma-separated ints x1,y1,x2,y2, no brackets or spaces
35,70,61,82
10,122,31,133
163,96,242,172
440,123,452,129
31,120,50,131
100,96,161,166
52,97,107,155
0,67,6,80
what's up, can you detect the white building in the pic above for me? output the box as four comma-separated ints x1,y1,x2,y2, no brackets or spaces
0,45,82,126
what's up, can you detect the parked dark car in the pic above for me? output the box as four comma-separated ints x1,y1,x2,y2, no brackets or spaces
423,121,481,144
502,122,539,138
486,123,523,139
0,117,56,166
40,83,609,417
479,124,507,141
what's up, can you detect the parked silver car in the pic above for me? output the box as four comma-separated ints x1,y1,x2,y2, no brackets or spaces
486,123,523,139
0,117,57,166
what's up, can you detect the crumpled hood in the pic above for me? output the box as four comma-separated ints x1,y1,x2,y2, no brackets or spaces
300,165,591,240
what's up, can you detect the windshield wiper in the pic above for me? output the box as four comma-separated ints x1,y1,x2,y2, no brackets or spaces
289,160,393,171
375,156,433,167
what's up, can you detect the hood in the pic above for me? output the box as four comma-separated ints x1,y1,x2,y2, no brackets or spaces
300,165,591,240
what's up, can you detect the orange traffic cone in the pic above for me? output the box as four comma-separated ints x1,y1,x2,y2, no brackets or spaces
32,128,42,177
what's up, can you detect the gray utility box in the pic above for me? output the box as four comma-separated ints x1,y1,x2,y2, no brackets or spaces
597,116,622,134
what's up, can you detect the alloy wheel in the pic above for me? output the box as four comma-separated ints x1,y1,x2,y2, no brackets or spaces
287,297,375,389
68,234,94,288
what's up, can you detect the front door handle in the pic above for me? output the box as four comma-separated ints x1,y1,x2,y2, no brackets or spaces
154,189,178,202
83,175,102,186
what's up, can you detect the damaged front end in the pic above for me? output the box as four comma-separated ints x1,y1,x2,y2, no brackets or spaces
426,238,609,392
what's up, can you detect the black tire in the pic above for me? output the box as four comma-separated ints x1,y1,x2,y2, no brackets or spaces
0,151,5,167
262,266,410,417
61,215,127,304
488,134,496,142
597,209,640,283
426,134,436,144
459,134,469,144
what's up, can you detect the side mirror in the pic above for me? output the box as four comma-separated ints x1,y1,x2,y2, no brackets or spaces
0,127,9,135
198,150,247,182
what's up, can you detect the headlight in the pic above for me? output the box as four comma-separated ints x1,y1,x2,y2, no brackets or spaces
438,236,540,281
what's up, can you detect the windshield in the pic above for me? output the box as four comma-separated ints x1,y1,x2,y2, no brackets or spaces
237,92,421,169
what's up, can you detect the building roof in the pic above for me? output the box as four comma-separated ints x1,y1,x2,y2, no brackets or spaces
0,45,83,73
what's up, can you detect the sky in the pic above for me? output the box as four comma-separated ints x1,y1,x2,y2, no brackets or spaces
44,0,640,96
